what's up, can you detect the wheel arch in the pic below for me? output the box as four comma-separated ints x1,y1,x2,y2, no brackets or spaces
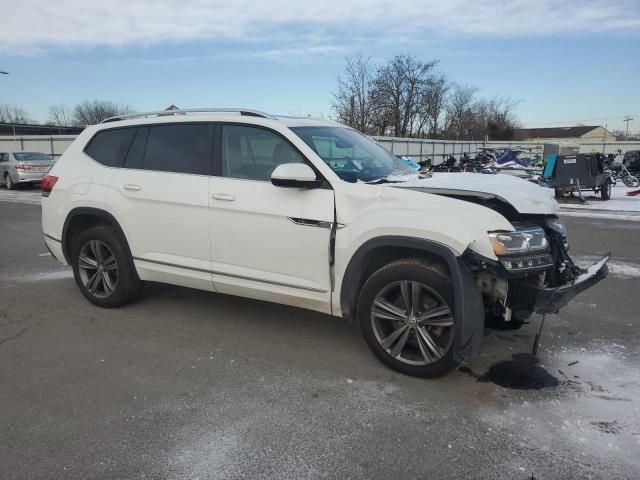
340,236,484,360
62,207,133,265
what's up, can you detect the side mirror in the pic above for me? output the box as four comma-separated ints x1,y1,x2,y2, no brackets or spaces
271,163,322,188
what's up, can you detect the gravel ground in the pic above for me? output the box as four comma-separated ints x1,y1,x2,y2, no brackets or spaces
1,188,639,480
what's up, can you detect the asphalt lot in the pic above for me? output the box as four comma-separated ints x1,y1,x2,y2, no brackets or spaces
1,188,639,480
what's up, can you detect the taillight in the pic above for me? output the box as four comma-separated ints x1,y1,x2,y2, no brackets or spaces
15,162,31,170
41,175,58,197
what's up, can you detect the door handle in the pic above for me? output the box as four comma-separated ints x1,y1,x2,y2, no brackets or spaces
211,193,235,201
123,184,142,191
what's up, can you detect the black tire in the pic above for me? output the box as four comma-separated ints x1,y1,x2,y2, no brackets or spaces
600,180,611,200
70,225,141,308
625,175,640,188
357,258,460,378
5,173,15,190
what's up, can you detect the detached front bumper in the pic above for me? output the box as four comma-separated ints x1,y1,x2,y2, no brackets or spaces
517,255,609,315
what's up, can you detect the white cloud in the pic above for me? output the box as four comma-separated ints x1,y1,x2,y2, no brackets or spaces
2,0,639,55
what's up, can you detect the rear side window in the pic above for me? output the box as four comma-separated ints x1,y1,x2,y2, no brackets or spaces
13,152,52,162
142,124,212,175
84,128,137,167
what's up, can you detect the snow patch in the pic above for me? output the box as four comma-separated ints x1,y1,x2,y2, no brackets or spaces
558,185,640,214
560,210,640,222
0,190,42,205
1,269,73,285
480,343,640,473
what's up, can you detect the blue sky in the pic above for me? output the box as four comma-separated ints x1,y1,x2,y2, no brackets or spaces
1,0,639,131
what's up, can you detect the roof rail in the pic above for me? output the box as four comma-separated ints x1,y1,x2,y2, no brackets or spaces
101,108,275,124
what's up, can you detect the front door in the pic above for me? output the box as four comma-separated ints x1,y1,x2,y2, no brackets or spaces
209,123,334,313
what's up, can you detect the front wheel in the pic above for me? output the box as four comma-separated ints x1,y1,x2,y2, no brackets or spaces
357,259,459,378
624,174,640,188
600,180,611,200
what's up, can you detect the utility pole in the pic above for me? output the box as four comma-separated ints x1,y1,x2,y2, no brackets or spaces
623,116,633,139
1,71,17,149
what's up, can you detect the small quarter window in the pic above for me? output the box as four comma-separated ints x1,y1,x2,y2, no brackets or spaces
84,128,137,167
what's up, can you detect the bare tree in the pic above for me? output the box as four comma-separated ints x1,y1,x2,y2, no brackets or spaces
72,100,135,126
0,104,31,124
332,54,520,140
47,104,73,127
415,74,450,138
373,55,439,137
443,84,478,139
332,55,377,133
442,87,520,140
483,96,521,140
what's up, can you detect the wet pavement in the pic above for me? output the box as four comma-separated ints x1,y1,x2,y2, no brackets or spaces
1,189,639,479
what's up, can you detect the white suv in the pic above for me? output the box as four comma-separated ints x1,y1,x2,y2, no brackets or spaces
41,108,609,377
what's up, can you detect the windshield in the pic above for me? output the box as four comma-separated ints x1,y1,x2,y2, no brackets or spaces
290,126,415,182
13,152,52,162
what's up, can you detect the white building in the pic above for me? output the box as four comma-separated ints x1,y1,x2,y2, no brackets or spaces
514,125,616,143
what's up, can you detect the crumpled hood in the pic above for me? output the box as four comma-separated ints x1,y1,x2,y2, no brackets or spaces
392,172,558,215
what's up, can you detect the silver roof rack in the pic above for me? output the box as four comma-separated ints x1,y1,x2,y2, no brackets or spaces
101,108,275,123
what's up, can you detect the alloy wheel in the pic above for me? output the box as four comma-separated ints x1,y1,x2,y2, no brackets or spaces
77,240,118,299
370,280,454,366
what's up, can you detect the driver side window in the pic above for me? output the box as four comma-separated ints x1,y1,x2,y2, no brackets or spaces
221,125,304,181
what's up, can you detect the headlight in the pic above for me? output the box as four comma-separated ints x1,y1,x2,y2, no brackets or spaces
489,227,548,256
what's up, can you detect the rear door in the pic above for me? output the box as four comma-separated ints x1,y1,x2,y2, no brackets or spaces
104,123,214,291
208,123,334,313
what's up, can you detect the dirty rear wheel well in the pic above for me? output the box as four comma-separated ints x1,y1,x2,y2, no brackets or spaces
62,209,130,263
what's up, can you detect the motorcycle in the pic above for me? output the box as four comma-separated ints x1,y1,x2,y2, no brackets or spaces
429,156,460,173
606,153,640,187
610,162,640,187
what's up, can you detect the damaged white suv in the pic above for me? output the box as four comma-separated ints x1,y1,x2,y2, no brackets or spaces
41,109,609,377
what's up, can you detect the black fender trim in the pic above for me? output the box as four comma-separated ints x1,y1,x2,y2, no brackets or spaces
340,236,484,361
61,207,132,264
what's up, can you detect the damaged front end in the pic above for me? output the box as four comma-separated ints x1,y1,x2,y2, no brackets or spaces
463,216,609,329
401,174,609,333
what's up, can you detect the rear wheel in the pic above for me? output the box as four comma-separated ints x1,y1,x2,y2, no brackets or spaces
357,259,459,378
600,180,611,200
5,173,15,190
71,225,141,308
